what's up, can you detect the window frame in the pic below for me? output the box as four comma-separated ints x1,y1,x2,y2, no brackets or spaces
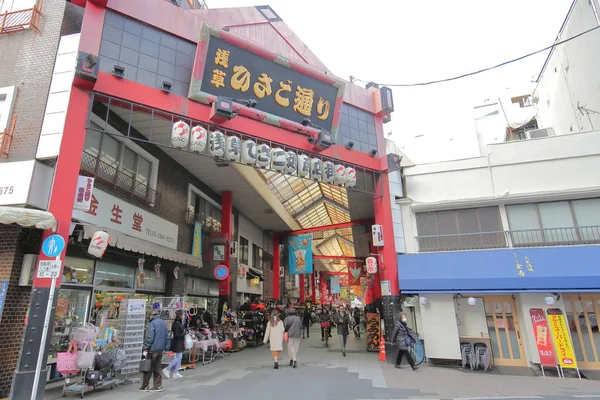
239,236,249,265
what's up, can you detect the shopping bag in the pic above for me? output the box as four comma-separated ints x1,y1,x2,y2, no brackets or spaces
57,340,79,375
283,332,289,342
184,334,193,350
77,341,96,370
139,358,152,372
72,324,100,343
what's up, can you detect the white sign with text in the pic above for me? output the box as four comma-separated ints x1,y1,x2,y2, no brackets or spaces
37,260,62,279
72,189,178,250
73,175,95,211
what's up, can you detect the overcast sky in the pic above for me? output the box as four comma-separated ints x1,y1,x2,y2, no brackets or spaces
209,0,573,163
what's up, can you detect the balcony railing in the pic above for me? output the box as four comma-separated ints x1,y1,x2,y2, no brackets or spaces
416,226,600,252
80,151,159,206
0,1,42,34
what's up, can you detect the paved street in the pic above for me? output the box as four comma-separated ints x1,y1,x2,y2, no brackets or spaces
45,327,600,400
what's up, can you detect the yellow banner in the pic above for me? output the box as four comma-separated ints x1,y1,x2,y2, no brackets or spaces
353,286,362,296
547,308,578,369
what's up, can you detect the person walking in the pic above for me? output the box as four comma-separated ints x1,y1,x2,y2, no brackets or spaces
392,313,419,370
163,310,185,379
302,306,311,338
141,309,168,392
320,308,332,342
264,309,285,369
284,308,303,368
335,305,351,356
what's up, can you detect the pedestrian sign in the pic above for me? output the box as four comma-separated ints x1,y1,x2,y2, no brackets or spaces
37,260,62,279
42,234,65,258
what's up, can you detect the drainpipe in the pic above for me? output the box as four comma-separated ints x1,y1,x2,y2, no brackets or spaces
486,144,497,197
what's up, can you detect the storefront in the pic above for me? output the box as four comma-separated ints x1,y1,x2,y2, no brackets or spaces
185,275,220,323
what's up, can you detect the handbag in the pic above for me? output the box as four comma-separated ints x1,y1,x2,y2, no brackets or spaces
57,340,79,375
77,342,96,370
283,332,289,342
72,324,100,343
139,357,152,372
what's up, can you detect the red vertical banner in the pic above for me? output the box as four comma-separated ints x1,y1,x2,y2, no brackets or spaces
347,261,363,286
529,308,557,367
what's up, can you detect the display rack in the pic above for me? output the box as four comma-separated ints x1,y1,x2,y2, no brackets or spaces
118,298,147,382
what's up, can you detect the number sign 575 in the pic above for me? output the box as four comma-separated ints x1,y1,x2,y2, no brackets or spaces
0,186,14,195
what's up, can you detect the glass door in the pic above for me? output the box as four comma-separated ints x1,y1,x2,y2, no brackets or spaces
564,294,600,370
484,296,526,366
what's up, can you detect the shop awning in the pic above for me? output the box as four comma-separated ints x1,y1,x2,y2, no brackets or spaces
0,206,57,231
82,225,202,268
246,266,265,281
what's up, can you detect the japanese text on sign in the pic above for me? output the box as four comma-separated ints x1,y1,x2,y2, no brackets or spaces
37,260,62,279
200,36,339,131
547,308,578,369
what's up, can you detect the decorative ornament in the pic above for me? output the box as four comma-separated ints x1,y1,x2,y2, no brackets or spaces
468,296,477,310
209,130,226,158
241,140,257,164
310,158,323,181
256,144,271,168
154,262,161,278
323,161,335,184
345,167,357,187
171,120,190,149
225,135,241,162
419,296,428,306
88,231,110,258
545,296,555,305
137,258,145,273
190,125,207,153
284,151,298,175
270,148,286,172
173,266,180,280
297,154,310,178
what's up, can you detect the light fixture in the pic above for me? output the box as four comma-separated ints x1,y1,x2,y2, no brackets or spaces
161,81,172,93
369,149,378,157
210,96,236,122
112,65,125,78
83,54,97,69
307,137,317,145
345,141,355,149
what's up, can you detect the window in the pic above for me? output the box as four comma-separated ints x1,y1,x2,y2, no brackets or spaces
187,185,222,232
415,207,505,251
239,237,249,265
252,244,263,270
94,262,135,289
135,269,165,292
506,199,600,245
62,257,94,285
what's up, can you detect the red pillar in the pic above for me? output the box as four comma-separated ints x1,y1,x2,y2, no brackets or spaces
311,272,317,303
299,274,305,303
272,233,280,301
219,191,233,299
373,173,399,296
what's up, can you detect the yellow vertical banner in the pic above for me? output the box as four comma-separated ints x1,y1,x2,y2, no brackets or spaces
547,308,578,369
192,222,202,258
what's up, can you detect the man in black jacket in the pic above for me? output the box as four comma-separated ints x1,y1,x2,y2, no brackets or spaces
302,307,311,338
334,305,351,357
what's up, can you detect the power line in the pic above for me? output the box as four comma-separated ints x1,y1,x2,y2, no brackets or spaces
355,25,600,88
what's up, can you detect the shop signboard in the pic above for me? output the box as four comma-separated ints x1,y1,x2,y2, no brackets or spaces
72,189,178,250
192,222,202,258
73,175,94,211
288,235,313,274
547,308,578,369
195,32,343,133
366,313,381,352
213,245,226,261
0,280,8,322
529,308,557,367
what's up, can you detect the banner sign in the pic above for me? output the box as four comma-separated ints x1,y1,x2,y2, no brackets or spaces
529,308,557,367
73,175,95,211
348,261,363,286
366,313,381,351
330,276,340,294
353,286,362,296
288,235,313,274
547,308,578,369
340,288,348,299
192,222,202,258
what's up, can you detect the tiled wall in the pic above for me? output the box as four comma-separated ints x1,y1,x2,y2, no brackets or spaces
99,10,196,98
338,103,378,155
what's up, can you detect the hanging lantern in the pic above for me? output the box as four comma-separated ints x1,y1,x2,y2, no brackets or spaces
238,264,247,279
310,158,323,181
419,296,428,306
297,155,310,178
209,130,225,158
189,125,207,153
365,256,378,274
225,135,241,162
345,167,357,188
171,120,190,149
256,144,271,168
154,262,161,278
271,148,286,172
322,161,335,184
545,296,555,305
467,297,477,307
334,164,346,185
137,258,145,273
284,151,298,175
173,266,180,280
241,140,257,165
88,231,110,258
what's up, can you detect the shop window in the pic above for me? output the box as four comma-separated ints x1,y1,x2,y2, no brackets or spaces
94,261,135,289
187,184,222,232
239,237,249,264
50,288,91,362
62,257,94,285
135,269,166,292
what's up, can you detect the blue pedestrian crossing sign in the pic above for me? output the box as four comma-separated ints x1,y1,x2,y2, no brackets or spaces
42,234,65,258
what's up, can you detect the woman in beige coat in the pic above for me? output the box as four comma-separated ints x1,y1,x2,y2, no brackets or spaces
264,310,285,369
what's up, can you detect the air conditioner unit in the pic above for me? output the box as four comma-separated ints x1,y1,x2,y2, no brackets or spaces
526,127,555,139
19,254,38,286
403,295,418,307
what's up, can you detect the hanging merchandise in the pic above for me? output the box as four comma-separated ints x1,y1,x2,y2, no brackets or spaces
88,231,110,258
310,158,323,181
256,144,271,168
241,140,257,164
209,130,226,158
323,161,335,184
173,266,180,280
154,262,161,278
334,164,346,185
137,258,145,273
345,167,357,188
190,125,208,153
270,148,286,172
225,135,241,162
284,151,298,175
171,120,190,149
297,155,310,178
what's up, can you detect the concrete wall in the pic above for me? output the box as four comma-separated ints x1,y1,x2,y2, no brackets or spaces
419,294,461,359
455,296,488,338
237,214,264,296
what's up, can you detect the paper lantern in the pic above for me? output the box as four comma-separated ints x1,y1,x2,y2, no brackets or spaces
189,125,207,153
345,167,357,187
137,258,145,273
284,151,298,175
333,164,346,185
225,136,241,162
467,297,477,307
297,155,310,178
310,158,323,181
419,296,428,306
256,144,271,168
545,296,555,305
171,120,190,149
209,131,225,158
241,140,257,165
323,161,335,184
365,256,377,274
88,230,110,258
271,148,286,172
